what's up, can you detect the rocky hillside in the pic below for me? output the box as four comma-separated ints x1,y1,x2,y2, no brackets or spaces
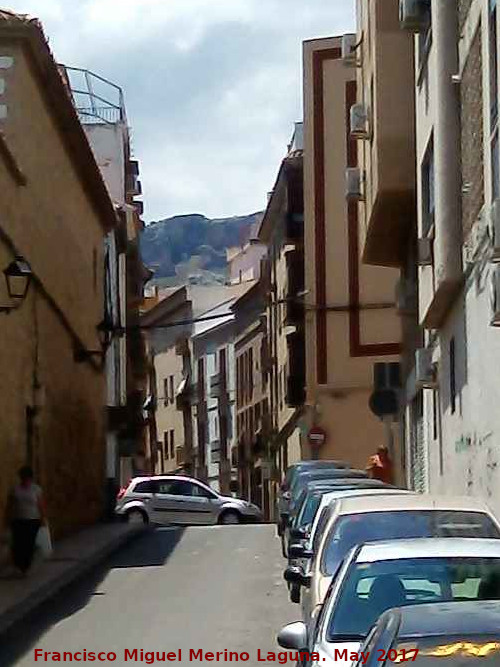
140,212,262,285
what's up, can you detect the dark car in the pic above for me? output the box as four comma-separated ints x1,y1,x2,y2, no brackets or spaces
284,478,392,558
279,469,368,557
277,461,350,536
355,600,500,667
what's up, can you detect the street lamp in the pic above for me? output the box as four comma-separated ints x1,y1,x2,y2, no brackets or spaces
0,256,33,313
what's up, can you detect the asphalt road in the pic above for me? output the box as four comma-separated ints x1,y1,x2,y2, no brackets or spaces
0,525,298,666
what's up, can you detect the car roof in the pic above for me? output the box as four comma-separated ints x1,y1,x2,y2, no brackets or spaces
298,469,367,481
306,478,386,490
336,494,492,515
288,461,349,471
394,600,500,638
319,488,413,507
130,475,208,485
356,538,500,563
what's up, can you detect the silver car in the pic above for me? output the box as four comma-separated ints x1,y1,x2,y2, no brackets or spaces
115,475,262,525
278,538,500,667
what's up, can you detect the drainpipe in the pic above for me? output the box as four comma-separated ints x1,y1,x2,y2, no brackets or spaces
425,0,462,327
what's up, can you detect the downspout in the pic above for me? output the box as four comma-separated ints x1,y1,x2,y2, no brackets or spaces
424,0,462,327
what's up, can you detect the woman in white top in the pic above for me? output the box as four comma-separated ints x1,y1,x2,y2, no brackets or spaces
6,466,46,575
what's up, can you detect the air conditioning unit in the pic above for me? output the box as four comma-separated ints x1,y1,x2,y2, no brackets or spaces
399,0,431,33
346,168,364,201
417,237,433,266
350,104,370,140
415,348,437,389
341,34,357,64
490,264,500,326
491,198,500,262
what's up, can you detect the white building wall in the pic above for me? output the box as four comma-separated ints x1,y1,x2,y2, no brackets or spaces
414,0,500,518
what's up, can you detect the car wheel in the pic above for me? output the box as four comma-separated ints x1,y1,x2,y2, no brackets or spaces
219,510,241,525
126,509,148,524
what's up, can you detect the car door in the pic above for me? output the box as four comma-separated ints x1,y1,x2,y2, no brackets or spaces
151,480,215,525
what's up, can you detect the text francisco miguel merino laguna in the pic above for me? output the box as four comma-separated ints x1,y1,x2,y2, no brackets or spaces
34,649,325,664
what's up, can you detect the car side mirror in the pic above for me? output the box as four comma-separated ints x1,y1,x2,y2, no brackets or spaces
290,527,307,540
288,543,313,559
277,622,308,651
283,566,311,588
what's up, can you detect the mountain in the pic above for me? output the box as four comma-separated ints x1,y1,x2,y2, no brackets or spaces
140,212,263,285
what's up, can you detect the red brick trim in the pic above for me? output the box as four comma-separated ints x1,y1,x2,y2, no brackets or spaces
312,51,400,373
313,48,341,384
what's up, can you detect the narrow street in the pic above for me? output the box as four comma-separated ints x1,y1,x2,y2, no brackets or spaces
0,526,296,666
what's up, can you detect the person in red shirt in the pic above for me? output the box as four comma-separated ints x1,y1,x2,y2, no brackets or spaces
366,445,394,484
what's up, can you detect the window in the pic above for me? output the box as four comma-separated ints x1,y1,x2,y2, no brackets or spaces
422,139,435,236
169,429,175,459
163,432,169,459
328,556,500,642
192,483,217,499
132,480,157,494
450,337,457,414
432,390,439,440
168,480,198,496
248,348,254,401
169,375,174,404
163,379,169,406
321,510,500,576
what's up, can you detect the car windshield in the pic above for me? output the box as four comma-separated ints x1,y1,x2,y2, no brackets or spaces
291,472,366,503
297,494,322,529
390,635,500,667
321,511,500,575
327,557,500,642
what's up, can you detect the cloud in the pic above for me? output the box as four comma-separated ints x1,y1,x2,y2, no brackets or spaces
5,0,354,220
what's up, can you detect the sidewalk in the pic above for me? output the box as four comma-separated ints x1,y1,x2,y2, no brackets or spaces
0,522,145,637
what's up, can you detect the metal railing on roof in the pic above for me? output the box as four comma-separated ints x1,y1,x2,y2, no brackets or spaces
60,65,126,126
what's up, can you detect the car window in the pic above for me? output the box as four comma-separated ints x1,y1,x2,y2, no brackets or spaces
312,506,333,552
132,480,157,494
321,511,500,575
168,481,198,496
157,480,175,494
327,557,500,643
298,495,322,529
192,484,216,499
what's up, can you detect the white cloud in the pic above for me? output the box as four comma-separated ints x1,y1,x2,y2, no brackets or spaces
4,0,354,220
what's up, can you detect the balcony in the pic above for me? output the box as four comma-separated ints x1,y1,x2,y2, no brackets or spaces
358,0,416,268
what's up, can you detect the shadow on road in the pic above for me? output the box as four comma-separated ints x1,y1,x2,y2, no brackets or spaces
0,526,185,666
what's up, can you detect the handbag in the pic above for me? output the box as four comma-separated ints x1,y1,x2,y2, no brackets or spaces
36,524,53,558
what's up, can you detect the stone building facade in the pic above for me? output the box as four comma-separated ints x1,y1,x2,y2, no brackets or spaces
0,11,115,539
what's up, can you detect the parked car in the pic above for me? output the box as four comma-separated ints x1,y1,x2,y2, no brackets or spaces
287,468,368,519
115,475,262,525
277,461,350,537
285,495,500,623
283,479,394,558
286,487,413,603
278,538,500,667
354,600,500,667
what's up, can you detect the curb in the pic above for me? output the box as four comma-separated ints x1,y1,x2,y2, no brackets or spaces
0,524,146,639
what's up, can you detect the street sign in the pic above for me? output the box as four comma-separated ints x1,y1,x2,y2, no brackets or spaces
308,426,327,449
369,389,398,417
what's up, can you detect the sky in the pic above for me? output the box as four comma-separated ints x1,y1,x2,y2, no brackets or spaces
6,0,354,221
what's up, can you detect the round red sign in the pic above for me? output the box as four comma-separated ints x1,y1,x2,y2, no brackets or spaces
308,426,327,448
